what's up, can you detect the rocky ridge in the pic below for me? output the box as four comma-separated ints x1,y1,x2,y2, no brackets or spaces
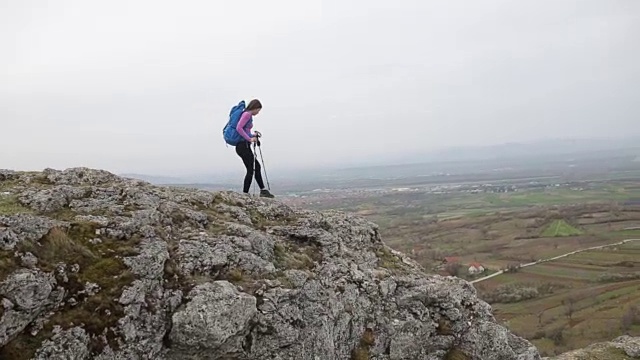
546,335,640,359
0,167,608,359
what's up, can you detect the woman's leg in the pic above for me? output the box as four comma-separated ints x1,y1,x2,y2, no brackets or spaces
253,158,265,190
253,158,274,197
235,142,256,193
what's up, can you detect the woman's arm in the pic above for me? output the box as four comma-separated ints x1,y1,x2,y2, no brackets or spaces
236,112,254,141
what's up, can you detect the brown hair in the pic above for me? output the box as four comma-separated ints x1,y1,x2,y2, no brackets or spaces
246,99,262,111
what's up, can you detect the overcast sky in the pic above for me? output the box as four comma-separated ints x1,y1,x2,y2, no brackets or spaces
2,0,639,178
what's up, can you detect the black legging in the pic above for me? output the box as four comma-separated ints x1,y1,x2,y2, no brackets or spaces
235,141,265,193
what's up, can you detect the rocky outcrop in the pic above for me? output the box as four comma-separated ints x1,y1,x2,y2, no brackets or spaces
0,167,542,359
548,335,640,359
0,269,65,347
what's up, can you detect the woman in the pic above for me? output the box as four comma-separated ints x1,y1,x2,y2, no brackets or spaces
235,99,274,198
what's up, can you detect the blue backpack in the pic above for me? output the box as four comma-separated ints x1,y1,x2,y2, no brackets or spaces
222,100,252,146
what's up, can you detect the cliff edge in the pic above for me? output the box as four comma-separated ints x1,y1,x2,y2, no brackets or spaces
0,167,542,359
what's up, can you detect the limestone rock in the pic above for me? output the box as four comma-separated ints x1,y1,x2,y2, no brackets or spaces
122,238,169,280
0,269,64,347
613,335,640,358
167,281,257,359
0,214,62,250
549,335,640,359
0,227,19,251
33,326,90,360
20,252,38,268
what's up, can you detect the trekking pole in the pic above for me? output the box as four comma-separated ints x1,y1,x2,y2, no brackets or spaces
256,137,271,191
251,142,258,196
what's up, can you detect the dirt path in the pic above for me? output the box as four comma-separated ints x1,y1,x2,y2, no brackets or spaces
470,238,640,284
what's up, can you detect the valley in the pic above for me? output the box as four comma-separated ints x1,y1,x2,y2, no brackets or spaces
273,152,640,357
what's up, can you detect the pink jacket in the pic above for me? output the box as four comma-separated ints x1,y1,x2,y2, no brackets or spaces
235,111,254,141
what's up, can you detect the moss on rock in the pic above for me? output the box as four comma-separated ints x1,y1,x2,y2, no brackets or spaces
0,331,50,360
445,347,470,360
1,221,138,359
0,250,19,283
375,246,405,274
273,241,322,271
351,328,375,360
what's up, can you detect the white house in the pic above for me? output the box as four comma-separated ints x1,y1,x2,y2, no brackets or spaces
468,262,485,275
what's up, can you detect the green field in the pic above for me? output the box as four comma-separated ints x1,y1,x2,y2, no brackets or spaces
608,229,640,238
542,220,584,237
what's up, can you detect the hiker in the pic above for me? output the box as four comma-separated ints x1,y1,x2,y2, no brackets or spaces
224,99,274,198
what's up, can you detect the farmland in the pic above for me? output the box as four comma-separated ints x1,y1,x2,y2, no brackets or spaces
480,241,640,356
542,220,583,237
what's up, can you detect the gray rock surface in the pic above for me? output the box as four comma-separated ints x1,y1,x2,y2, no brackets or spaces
0,214,62,250
0,167,547,359
547,335,640,359
0,269,64,347
613,335,640,358
168,281,257,359
33,326,91,360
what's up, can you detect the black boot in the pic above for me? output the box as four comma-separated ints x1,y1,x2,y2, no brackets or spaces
260,189,275,198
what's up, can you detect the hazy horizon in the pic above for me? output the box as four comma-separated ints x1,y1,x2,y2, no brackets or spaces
126,135,640,184
4,135,640,179
3,0,640,177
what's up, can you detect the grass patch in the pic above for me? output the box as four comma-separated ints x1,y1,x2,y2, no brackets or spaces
0,194,31,215
210,192,244,208
206,219,230,235
247,208,298,231
0,332,50,360
542,220,583,237
48,207,79,221
225,267,245,283
437,318,454,335
351,328,375,360
18,227,97,272
0,178,18,188
261,270,297,289
201,207,236,235
0,221,138,359
0,250,19,283
275,272,295,289
273,242,322,271
29,173,54,186
375,246,405,274
445,347,470,360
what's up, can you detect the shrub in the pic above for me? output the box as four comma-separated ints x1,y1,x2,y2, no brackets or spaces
504,263,521,273
479,283,539,304
445,262,463,277
597,272,640,283
546,326,566,346
621,304,640,332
